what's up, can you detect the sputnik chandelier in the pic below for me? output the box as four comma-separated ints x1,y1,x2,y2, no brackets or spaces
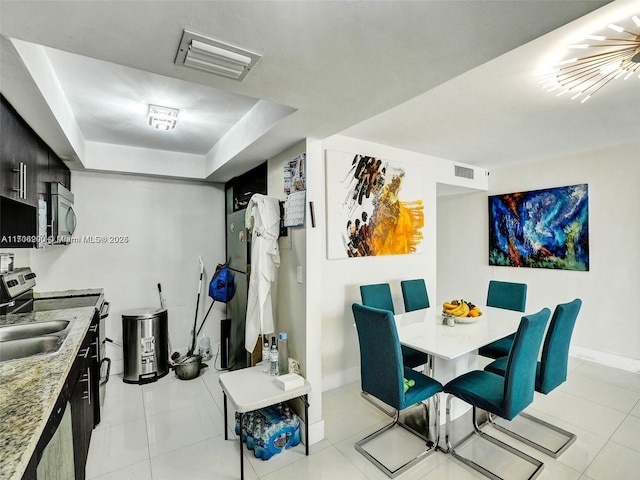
541,14,640,103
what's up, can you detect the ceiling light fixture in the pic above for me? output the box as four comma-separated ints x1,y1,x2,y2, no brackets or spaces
148,105,179,131
174,30,261,81
541,14,640,103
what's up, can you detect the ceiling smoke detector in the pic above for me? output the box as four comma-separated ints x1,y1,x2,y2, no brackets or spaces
175,30,261,81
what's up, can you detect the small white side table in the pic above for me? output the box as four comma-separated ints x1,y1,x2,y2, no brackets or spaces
219,366,311,480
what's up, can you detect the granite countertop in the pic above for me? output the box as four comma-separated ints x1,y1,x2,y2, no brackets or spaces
33,288,104,300
0,289,102,480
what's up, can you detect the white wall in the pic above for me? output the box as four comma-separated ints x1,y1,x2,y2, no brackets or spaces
265,141,326,443
437,144,640,372
267,142,308,373
304,138,325,442
317,135,488,389
24,171,226,373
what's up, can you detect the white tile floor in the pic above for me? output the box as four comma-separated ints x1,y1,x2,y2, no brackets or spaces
87,357,640,480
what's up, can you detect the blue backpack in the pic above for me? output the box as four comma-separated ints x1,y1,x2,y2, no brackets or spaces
208,264,236,303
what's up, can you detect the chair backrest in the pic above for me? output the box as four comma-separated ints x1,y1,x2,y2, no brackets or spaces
487,280,527,312
502,308,550,419
360,283,395,314
537,298,582,394
400,279,430,312
352,303,404,409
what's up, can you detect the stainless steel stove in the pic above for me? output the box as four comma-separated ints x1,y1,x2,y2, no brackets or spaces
0,267,36,315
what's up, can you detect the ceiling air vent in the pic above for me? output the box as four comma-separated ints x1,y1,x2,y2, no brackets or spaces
175,30,261,81
455,165,474,180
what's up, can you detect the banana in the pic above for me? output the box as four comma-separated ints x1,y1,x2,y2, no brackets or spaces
447,302,466,316
455,302,470,317
443,299,475,317
442,299,461,313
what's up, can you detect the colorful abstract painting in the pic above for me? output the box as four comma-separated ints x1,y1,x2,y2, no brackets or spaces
489,184,589,271
325,150,424,259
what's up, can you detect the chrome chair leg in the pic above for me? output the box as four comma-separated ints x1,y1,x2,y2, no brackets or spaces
488,411,577,458
355,399,438,478
432,393,440,449
361,391,396,417
445,394,544,480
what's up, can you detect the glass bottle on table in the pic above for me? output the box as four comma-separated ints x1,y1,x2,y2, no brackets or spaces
262,337,270,373
278,332,289,375
269,337,279,375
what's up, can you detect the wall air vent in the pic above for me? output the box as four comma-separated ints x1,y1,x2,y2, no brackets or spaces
455,165,474,180
175,30,261,81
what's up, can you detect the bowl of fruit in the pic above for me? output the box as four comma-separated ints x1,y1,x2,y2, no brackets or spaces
442,299,482,324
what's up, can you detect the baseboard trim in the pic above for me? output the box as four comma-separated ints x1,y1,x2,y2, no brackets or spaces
308,420,325,446
321,366,360,392
570,345,640,374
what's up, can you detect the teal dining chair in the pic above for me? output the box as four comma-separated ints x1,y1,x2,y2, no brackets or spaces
400,278,430,312
360,283,428,369
478,280,528,359
360,283,395,311
483,298,582,457
443,308,550,480
352,303,442,478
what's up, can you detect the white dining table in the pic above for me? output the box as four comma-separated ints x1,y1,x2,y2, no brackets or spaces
395,305,522,362
394,306,523,426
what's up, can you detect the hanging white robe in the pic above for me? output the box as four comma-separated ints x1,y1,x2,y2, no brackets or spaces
245,194,281,352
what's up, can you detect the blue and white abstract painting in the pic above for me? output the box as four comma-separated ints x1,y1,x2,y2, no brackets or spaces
489,184,589,271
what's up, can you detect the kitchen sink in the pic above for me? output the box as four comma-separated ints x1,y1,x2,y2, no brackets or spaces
0,320,72,362
0,335,63,362
0,320,70,342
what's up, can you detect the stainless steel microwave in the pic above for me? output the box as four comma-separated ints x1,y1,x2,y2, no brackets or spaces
49,182,76,243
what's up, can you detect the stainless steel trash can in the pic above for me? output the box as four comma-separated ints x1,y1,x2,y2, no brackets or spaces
122,308,169,384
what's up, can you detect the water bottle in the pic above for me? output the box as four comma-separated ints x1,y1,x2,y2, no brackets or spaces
278,332,289,375
262,338,270,373
199,335,211,360
269,337,279,376
248,416,262,450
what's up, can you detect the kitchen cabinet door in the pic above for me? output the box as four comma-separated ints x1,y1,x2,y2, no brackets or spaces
71,367,93,480
0,96,38,207
36,140,53,202
48,152,71,191
35,403,75,480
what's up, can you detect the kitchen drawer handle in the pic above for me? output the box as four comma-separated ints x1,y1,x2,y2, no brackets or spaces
100,301,110,318
78,347,90,359
22,163,27,198
90,325,98,333
86,369,91,404
12,166,20,195
12,163,25,198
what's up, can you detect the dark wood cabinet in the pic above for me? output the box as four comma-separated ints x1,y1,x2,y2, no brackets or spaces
70,312,99,480
49,153,71,190
1,94,70,248
35,140,51,202
0,96,39,207
71,368,93,480
39,145,71,193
